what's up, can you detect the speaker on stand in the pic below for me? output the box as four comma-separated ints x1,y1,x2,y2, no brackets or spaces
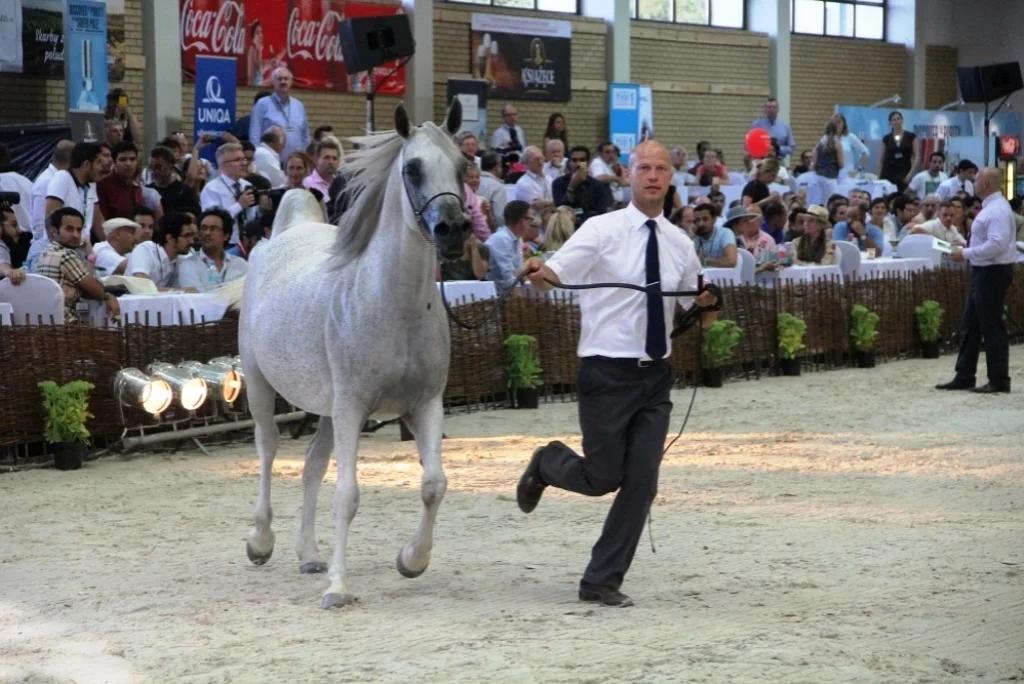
339,15,415,133
956,62,1023,165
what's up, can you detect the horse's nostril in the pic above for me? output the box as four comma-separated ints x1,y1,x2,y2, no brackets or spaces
435,222,450,237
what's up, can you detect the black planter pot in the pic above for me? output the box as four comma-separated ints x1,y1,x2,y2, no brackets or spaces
921,341,941,359
701,368,724,388
780,357,801,376
856,350,876,368
52,441,86,470
515,387,540,409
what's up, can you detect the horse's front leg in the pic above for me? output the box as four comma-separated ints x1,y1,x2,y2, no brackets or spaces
397,394,447,578
320,407,365,609
297,416,333,574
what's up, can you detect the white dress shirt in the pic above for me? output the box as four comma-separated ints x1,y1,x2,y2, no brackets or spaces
252,143,286,187
31,164,59,240
92,240,128,276
45,170,97,245
543,160,566,183
126,240,176,288
199,175,256,244
936,175,974,201
589,157,625,204
914,218,966,246
545,203,700,361
477,172,508,227
0,171,33,237
491,124,526,152
514,171,552,205
963,193,1017,266
176,250,248,292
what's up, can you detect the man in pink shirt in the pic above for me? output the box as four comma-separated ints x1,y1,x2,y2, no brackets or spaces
303,138,342,199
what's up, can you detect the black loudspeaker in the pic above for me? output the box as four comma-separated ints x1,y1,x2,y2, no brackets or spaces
957,62,1023,103
339,15,414,74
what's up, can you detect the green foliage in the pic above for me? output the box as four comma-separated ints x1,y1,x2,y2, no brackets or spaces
777,312,807,359
504,334,543,391
850,304,880,352
701,319,743,369
38,380,94,445
914,300,944,343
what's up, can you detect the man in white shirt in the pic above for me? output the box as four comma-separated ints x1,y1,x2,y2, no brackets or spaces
477,152,508,229
253,127,286,187
31,140,75,241
126,211,198,289
44,142,104,246
249,67,310,161
909,201,966,246
92,217,138,276
936,159,977,200
518,140,719,608
589,141,628,205
542,139,566,182
0,144,34,240
199,142,257,245
491,104,526,154
514,146,552,207
670,146,696,189
908,152,949,200
941,168,1017,394
176,208,248,292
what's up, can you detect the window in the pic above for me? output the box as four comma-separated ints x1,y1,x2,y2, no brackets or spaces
792,0,885,40
632,0,746,29
447,0,579,13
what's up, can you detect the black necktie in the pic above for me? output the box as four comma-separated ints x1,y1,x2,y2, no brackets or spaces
508,126,520,149
644,219,666,360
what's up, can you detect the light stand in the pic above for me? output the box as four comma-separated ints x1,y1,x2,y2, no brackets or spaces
364,55,413,133
983,94,1012,166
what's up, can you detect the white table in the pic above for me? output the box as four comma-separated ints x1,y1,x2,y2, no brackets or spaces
857,256,933,278
112,293,228,326
0,302,12,327
703,266,742,286
437,280,497,306
757,264,842,287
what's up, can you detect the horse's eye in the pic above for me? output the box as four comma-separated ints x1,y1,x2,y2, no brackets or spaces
404,161,422,183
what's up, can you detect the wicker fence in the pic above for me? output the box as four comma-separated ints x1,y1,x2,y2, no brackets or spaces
2,266,1022,462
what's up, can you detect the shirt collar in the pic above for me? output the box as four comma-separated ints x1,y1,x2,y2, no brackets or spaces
625,203,664,234
982,192,1000,208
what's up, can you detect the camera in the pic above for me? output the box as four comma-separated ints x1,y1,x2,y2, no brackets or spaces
0,191,20,208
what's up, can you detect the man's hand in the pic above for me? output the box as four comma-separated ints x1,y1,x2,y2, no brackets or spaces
521,256,548,288
105,293,121,320
696,288,719,310
950,246,965,262
238,188,257,209
9,268,25,285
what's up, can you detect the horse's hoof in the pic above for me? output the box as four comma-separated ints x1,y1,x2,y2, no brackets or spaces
246,542,273,566
321,592,357,609
299,561,328,574
396,549,427,578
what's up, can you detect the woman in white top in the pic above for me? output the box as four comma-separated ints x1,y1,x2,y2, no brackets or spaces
832,113,869,180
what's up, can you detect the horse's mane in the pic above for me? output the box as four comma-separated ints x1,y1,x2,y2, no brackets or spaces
331,122,460,267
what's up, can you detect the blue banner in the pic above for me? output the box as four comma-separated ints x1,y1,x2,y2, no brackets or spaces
64,0,107,112
194,55,237,167
609,83,645,165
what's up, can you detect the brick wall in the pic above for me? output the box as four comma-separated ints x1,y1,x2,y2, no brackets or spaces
791,35,908,157
925,45,959,110
632,22,771,168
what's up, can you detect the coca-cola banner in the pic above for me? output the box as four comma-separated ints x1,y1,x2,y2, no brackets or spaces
179,0,406,94
470,13,570,103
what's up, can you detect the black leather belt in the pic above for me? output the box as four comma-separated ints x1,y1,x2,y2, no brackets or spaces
585,355,667,368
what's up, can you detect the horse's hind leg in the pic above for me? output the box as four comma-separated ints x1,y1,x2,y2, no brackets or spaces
321,406,365,609
245,360,279,565
397,394,447,579
297,416,332,574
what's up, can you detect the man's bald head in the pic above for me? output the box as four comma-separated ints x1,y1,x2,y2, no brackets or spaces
974,167,1002,198
629,140,670,170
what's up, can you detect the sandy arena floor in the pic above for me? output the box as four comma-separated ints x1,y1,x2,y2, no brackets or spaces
2,350,1023,683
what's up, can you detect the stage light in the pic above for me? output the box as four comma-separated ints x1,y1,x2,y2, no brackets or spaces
113,368,173,416
178,361,243,404
148,362,208,411
208,356,245,380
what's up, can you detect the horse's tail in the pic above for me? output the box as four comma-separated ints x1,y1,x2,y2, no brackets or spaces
273,188,326,236
215,277,247,311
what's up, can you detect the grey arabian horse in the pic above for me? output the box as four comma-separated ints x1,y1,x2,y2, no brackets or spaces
235,103,469,609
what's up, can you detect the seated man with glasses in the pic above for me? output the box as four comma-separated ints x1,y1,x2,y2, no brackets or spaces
553,146,614,226
199,142,258,246
485,200,540,296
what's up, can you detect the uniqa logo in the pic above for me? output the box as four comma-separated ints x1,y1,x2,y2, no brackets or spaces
202,75,225,104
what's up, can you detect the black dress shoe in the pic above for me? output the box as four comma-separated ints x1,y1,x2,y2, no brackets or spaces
935,378,976,390
579,585,634,607
970,382,1011,394
516,445,548,513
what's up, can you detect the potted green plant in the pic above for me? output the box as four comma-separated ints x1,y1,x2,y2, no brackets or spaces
850,304,879,368
700,320,742,388
915,300,944,359
38,380,94,471
777,312,806,376
504,334,543,409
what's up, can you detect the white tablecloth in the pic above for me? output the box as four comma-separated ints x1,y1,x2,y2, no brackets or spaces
114,293,228,326
703,266,742,286
0,302,12,327
437,280,497,305
857,256,933,278
757,264,842,287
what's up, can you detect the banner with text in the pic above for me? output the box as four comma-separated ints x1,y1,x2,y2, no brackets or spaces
64,0,108,112
179,0,406,94
16,0,124,82
608,83,654,164
470,13,570,102
194,55,237,163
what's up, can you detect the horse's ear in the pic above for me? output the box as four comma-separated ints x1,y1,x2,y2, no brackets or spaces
443,97,462,136
395,104,411,139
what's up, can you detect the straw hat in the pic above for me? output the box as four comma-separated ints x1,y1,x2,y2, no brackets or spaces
723,205,761,228
804,204,831,228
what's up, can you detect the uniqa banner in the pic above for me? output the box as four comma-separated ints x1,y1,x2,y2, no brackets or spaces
64,0,108,112
179,0,406,94
470,13,571,102
194,55,237,144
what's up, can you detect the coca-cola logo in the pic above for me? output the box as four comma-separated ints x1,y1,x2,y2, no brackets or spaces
180,0,246,56
287,8,345,63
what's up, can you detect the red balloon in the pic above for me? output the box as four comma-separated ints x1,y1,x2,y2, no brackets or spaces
745,128,773,158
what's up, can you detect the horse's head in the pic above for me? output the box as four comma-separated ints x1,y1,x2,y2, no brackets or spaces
395,101,471,260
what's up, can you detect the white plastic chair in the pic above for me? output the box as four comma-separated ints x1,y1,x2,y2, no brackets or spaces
896,234,943,267
0,273,65,325
736,248,756,285
833,241,861,280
